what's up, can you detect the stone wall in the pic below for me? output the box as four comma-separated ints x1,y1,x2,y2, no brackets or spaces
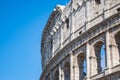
41,0,120,80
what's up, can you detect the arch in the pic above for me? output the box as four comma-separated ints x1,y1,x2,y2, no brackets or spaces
77,53,86,80
54,70,59,80
94,41,106,73
91,41,106,75
114,31,120,65
115,31,120,51
63,62,70,80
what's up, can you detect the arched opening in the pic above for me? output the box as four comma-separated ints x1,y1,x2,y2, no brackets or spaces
54,70,59,80
63,62,70,80
94,41,106,73
77,53,86,80
114,31,120,64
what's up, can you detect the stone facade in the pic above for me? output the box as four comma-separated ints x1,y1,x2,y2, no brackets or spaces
40,0,120,80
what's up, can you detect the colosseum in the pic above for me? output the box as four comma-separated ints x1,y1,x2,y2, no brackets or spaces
40,0,120,80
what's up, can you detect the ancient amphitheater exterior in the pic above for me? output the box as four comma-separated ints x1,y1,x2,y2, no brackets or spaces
40,0,120,80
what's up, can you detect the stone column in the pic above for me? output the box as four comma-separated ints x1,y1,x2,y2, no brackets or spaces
70,0,75,40
104,0,110,19
90,56,98,76
105,31,112,73
61,62,64,80
109,39,120,66
89,44,98,76
86,42,91,80
70,12,75,40
86,0,91,30
59,64,62,80
73,57,79,80
109,44,118,66
60,23,64,49
70,53,74,80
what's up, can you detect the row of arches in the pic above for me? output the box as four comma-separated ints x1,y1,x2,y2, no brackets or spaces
47,31,120,80
53,62,70,80
53,53,87,80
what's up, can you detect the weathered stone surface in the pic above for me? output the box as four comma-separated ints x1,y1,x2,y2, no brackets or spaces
40,0,120,80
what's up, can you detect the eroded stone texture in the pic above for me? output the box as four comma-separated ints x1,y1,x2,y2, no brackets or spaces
40,0,120,80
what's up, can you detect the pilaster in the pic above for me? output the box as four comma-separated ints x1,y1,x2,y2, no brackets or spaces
70,53,74,80
59,64,62,80
73,57,79,80
86,42,91,80
105,31,112,73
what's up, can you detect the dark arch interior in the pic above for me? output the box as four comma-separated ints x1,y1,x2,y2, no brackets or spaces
54,70,59,80
64,62,70,80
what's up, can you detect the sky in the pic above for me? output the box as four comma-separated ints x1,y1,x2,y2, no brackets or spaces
0,0,69,80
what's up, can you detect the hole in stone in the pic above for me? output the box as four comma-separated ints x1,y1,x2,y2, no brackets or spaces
79,31,82,35
95,0,101,4
117,8,120,12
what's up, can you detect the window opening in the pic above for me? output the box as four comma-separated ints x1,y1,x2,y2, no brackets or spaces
95,0,101,4
66,18,69,29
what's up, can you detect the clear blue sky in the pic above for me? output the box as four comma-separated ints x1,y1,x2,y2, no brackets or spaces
0,0,69,80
